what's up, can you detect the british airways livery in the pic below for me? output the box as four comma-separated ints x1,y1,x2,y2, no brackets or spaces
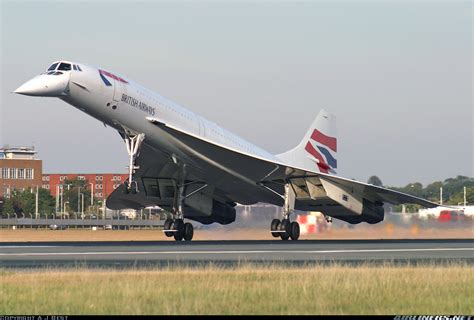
14,60,437,241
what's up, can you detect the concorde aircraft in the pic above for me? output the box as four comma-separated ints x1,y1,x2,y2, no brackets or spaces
14,60,438,241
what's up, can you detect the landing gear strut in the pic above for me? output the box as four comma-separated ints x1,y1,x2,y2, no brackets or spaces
270,183,300,241
122,132,145,194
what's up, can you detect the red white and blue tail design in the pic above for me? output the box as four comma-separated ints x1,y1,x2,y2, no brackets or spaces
276,109,337,174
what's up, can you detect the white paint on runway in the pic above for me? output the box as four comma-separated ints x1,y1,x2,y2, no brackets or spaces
1,247,473,257
0,245,61,248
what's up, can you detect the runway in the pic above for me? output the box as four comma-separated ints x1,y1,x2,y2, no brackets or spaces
1,239,472,268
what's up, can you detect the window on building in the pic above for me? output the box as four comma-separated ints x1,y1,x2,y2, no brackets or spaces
3,186,10,199
18,168,25,179
26,168,34,180
2,167,9,179
9,168,17,179
78,176,85,181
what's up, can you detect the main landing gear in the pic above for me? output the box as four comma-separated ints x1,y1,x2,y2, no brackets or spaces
162,164,202,242
271,218,300,240
163,218,194,241
270,183,300,241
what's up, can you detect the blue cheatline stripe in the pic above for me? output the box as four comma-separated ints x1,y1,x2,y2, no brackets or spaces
99,71,112,86
317,146,337,169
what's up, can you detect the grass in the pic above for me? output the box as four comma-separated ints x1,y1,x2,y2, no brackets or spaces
1,263,473,315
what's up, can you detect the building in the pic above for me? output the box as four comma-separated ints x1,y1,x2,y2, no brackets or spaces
0,146,42,198
42,173,128,200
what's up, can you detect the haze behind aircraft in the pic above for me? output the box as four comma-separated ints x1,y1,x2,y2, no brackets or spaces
14,60,438,241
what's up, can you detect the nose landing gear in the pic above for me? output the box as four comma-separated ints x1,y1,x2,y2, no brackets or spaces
122,132,145,194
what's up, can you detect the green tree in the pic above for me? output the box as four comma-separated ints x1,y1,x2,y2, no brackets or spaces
0,188,55,217
1,197,15,217
446,186,474,205
442,176,474,203
38,188,56,215
423,181,443,201
62,178,93,214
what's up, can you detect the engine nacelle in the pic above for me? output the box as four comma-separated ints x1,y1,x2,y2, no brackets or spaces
184,200,236,225
182,186,236,225
360,199,384,224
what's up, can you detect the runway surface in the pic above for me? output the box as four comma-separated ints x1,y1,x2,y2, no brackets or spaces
1,239,472,268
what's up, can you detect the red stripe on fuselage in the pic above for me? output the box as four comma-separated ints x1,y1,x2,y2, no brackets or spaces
99,69,129,84
311,129,337,152
305,142,330,174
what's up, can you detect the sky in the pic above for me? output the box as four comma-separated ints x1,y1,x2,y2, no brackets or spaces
0,0,472,187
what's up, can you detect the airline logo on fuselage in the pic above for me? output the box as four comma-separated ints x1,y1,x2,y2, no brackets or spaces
121,94,155,116
99,69,129,86
305,129,337,174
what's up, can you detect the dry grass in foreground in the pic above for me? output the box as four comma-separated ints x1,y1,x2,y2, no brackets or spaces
1,263,473,315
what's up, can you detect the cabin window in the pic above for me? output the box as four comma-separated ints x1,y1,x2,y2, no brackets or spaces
73,65,77,71
77,65,83,71
57,63,71,71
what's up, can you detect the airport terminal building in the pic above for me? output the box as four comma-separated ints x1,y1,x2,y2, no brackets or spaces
0,145,126,200
42,173,128,200
0,146,42,198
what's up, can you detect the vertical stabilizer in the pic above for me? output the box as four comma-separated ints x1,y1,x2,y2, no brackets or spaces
276,109,337,174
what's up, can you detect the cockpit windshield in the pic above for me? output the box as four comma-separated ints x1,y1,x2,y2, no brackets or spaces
45,61,81,75
47,63,59,71
46,62,71,72
57,63,71,71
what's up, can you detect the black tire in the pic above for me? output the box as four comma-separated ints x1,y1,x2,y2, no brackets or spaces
270,219,281,238
173,219,184,241
183,223,194,241
280,219,290,240
164,218,173,237
290,221,300,241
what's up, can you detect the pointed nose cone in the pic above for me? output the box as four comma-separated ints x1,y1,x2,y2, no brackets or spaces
14,78,44,96
14,74,69,97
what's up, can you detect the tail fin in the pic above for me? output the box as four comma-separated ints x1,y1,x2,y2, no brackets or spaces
276,109,337,174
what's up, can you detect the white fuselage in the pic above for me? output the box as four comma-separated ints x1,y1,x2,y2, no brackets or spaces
62,63,279,165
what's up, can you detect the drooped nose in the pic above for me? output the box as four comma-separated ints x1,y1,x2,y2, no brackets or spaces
14,74,69,97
